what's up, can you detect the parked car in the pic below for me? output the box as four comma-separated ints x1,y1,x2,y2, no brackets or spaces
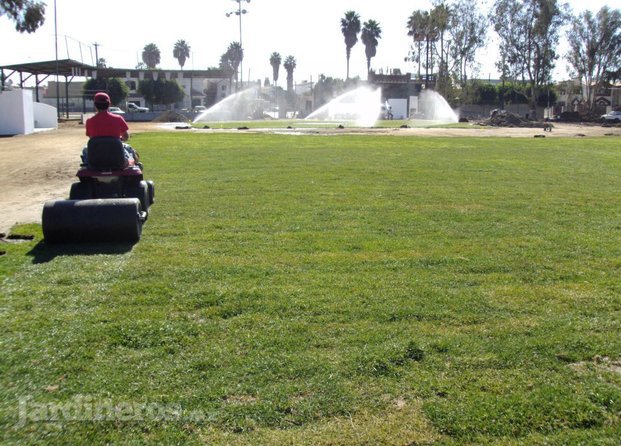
193,105,207,112
601,110,621,122
127,102,149,112
108,107,125,115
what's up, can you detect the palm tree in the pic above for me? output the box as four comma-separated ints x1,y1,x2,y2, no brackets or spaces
361,19,382,76
430,3,450,90
219,52,234,92
407,10,435,85
283,55,296,93
340,10,361,80
269,52,281,87
142,43,161,69
173,39,191,70
226,42,244,91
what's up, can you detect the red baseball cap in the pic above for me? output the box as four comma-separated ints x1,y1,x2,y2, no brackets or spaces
94,92,111,104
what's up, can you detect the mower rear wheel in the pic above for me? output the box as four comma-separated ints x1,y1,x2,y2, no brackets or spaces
126,181,149,213
69,182,93,200
146,180,155,205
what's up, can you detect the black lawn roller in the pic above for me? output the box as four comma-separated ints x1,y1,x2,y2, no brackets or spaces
42,137,155,243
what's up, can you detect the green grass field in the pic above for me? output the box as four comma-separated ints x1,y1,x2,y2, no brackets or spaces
1,133,620,445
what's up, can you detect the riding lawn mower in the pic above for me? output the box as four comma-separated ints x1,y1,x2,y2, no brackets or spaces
42,137,154,243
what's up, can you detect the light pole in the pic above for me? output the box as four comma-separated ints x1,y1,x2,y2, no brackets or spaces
226,0,250,90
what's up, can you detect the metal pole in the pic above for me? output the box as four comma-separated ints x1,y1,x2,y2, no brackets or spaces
238,0,243,88
65,76,69,118
226,1,249,92
190,57,193,110
54,0,60,118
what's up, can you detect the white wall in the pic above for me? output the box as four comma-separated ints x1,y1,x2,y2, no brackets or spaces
0,89,35,135
33,102,58,129
388,98,408,120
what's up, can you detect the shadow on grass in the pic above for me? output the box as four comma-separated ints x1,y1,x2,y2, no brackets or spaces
27,240,134,264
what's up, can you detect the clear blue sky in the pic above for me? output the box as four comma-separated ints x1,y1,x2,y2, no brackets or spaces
0,0,615,85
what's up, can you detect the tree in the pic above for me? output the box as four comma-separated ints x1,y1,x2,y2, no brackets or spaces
269,52,281,87
406,11,425,79
605,67,621,84
219,51,234,92
219,53,233,72
138,78,184,109
491,0,569,118
173,40,191,70
313,74,347,109
497,81,529,104
407,9,437,86
83,78,129,106
567,6,621,111
446,0,488,87
361,19,382,76
430,2,450,91
224,42,243,91
340,10,361,80
0,0,45,33
284,55,296,93
407,2,487,94
142,43,161,69
473,81,498,104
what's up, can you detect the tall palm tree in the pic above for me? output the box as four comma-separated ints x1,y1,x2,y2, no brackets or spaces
269,52,281,87
226,42,244,91
407,10,435,85
142,43,161,69
340,10,361,80
283,55,296,93
173,39,191,70
430,3,450,89
361,19,382,76
219,52,234,92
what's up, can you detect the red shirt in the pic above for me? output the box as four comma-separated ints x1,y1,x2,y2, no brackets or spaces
85,111,129,138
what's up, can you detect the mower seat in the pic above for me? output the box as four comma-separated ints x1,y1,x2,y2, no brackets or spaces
87,137,126,170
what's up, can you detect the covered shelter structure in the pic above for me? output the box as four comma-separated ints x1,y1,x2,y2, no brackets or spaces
2,58,233,116
1,59,95,118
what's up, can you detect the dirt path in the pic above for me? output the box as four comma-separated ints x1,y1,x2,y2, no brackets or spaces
1,124,82,234
0,121,618,234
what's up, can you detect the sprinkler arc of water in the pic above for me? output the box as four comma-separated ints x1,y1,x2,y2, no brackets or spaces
416,89,459,123
305,87,383,127
192,85,459,125
193,88,263,123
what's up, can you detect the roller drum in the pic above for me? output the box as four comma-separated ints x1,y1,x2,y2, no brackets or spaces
42,198,143,243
